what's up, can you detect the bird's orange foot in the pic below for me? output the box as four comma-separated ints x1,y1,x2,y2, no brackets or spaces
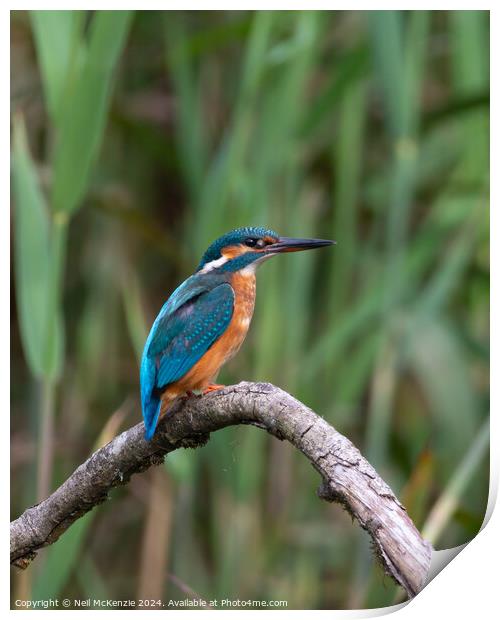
202,384,226,395
180,390,196,400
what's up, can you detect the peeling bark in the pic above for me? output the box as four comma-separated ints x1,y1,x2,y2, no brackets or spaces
10,382,432,597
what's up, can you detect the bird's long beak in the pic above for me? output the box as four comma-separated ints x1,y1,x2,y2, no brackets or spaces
268,237,336,253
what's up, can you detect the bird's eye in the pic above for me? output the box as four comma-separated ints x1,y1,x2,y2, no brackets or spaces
245,237,266,249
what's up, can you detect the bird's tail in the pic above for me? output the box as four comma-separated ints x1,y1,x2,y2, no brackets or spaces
144,394,161,441
143,392,177,441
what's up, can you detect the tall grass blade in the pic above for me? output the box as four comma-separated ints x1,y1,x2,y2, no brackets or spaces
407,316,480,476
164,14,206,206
422,419,489,546
138,468,173,600
30,11,84,123
329,77,366,317
52,10,133,214
12,115,62,378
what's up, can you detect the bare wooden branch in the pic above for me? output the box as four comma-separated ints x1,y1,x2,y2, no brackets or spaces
10,382,432,597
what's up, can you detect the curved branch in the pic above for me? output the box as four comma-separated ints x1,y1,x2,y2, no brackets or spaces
10,382,432,597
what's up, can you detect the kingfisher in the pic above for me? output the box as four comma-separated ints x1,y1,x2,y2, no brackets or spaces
140,226,335,440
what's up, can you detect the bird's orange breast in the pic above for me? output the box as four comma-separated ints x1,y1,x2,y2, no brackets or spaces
161,271,256,406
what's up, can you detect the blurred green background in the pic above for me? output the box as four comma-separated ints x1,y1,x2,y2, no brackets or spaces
10,10,489,610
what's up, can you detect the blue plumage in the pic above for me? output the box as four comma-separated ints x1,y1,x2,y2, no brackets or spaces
140,273,234,440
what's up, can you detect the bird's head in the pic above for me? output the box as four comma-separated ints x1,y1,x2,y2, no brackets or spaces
196,226,335,274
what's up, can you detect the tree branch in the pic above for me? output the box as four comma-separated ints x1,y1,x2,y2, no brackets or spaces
10,382,432,598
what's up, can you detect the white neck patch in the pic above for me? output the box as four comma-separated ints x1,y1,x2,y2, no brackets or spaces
199,255,229,273
240,262,257,276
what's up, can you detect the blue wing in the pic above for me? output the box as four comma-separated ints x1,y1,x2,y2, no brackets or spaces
140,277,234,440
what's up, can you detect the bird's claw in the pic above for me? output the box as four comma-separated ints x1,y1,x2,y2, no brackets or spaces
202,384,226,395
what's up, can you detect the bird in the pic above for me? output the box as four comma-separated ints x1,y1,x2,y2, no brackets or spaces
140,226,335,440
